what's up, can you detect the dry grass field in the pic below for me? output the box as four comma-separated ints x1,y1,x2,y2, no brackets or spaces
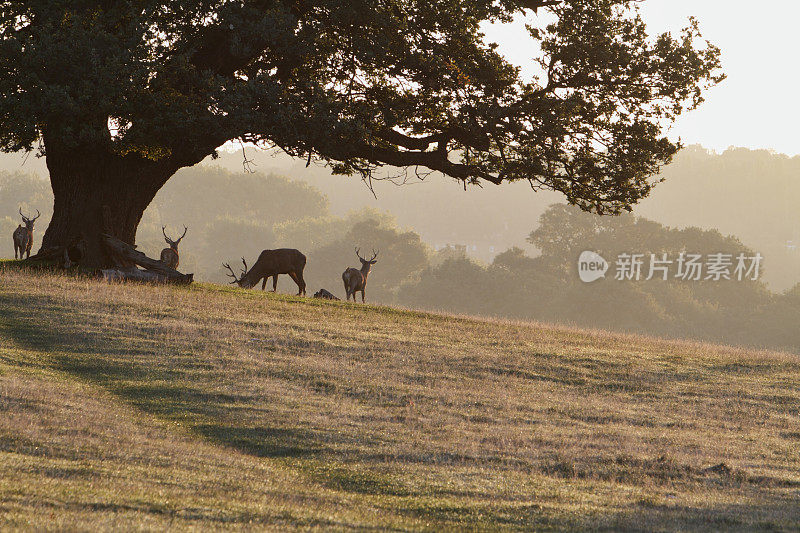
1,264,799,531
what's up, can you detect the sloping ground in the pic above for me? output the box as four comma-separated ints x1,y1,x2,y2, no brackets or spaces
0,266,799,531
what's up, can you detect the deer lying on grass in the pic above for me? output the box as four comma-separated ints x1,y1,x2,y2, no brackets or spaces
313,288,340,300
223,249,307,296
12,208,40,259
160,225,187,269
342,248,378,302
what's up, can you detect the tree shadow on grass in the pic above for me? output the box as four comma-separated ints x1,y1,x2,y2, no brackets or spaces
594,499,800,532
194,425,320,458
390,496,800,532
55,352,341,459
4,291,800,529
0,294,338,461
0,294,77,355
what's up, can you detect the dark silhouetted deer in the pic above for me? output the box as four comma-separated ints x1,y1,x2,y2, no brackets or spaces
342,248,378,302
13,208,40,259
223,249,307,295
313,288,340,300
160,225,187,269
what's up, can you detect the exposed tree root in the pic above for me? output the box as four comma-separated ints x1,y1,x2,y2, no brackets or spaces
100,234,193,284
26,235,193,284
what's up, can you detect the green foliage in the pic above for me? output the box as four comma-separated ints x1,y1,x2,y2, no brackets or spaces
0,1,722,214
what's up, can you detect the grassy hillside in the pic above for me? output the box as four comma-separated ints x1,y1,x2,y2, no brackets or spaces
1,266,799,531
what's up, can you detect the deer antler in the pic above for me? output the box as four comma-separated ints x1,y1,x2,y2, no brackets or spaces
18,207,28,222
370,249,379,261
355,247,365,261
222,262,241,284
162,225,173,244
175,225,188,244
241,257,248,277
31,209,40,222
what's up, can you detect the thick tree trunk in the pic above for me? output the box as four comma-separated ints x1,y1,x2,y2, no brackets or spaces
39,143,176,270
37,121,219,272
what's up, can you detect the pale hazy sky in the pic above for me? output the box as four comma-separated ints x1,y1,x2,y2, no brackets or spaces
484,1,800,156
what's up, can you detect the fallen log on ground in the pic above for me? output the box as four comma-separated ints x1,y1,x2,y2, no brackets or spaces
100,234,193,284
29,234,193,283
98,268,192,284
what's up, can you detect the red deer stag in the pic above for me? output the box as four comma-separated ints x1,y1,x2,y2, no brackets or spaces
12,208,40,259
160,225,187,269
342,248,378,302
223,249,307,296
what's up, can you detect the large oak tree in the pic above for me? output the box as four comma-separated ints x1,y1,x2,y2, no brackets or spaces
0,0,722,268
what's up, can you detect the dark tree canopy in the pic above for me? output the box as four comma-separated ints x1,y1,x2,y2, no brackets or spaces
0,0,722,268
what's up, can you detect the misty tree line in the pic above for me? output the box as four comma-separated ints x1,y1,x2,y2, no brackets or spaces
0,166,431,299
2,166,799,353
404,205,795,352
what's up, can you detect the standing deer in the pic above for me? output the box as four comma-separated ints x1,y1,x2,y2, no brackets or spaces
12,208,40,260
223,248,307,296
342,248,378,302
160,225,187,269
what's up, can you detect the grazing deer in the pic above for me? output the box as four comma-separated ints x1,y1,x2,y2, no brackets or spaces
342,248,378,302
12,208,40,259
160,225,187,269
223,248,307,296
